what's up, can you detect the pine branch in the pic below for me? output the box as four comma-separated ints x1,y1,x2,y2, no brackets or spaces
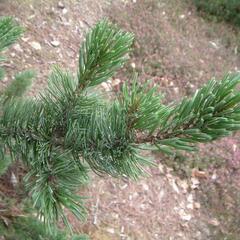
1,18,240,231
119,76,171,133
24,152,88,229
134,73,240,153
78,20,134,89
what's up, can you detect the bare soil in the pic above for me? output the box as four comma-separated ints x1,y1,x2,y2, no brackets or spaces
1,0,240,239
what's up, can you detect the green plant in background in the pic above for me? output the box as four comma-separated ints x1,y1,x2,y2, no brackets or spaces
194,0,240,27
0,17,24,177
2,15,240,236
0,17,34,176
0,17,23,82
0,216,89,240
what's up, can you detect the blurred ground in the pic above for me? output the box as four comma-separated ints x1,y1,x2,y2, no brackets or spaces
1,0,240,239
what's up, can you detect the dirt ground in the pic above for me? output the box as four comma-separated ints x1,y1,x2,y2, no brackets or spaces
1,0,240,239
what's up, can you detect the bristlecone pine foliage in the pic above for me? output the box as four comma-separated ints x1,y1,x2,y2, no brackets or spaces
1,16,240,229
